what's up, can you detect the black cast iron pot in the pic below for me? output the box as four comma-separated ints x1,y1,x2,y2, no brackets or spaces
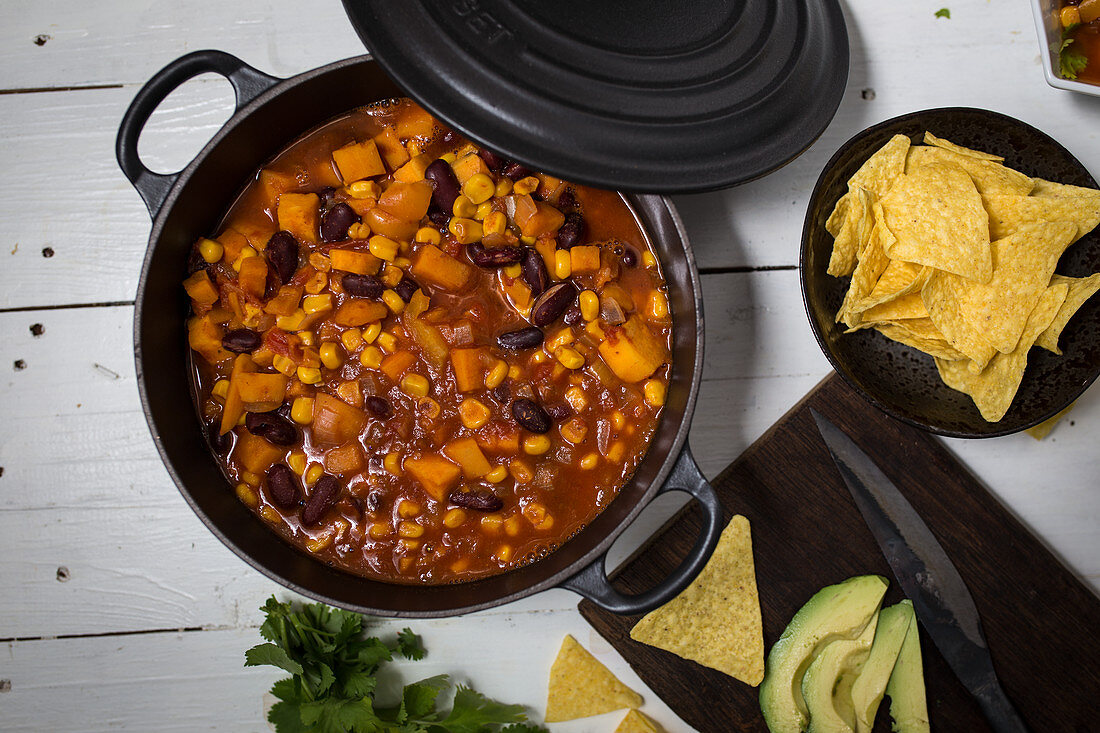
117,50,722,617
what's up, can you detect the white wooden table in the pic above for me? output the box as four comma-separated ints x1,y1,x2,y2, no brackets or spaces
2,2,1098,731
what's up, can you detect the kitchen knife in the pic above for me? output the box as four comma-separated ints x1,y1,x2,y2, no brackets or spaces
810,409,1030,733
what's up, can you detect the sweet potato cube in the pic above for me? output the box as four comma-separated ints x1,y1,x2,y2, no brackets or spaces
404,454,462,501
410,245,472,291
517,200,565,238
362,206,419,241
501,277,532,311
233,432,284,475
237,256,269,299
570,245,601,273
380,351,416,382
258,169,298,208
450,348,484,393
220,354,257,434
233,220,276,251
395,106,437,140
217,228,252,262
443,437,492,479
264,285,304,316
377,181,433,223
394,153,433,183
309,159,343,189
311,393,368,446
277,193,320,245
234,372,289,406
597,315,669,383
451,152,489,184
324,443,364,475
188,314,233,366
535,239,557,268
373,127,410,170
183,270,220,306
329,248,382,276
345,196,377,217
332,139,386,183
333,300,387,327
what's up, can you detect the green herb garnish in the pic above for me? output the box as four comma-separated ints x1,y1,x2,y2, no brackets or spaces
1056,23,1089,80
935,8,951,19
246,597,547,733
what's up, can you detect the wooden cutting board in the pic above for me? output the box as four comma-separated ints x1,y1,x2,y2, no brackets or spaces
579,374,1100,732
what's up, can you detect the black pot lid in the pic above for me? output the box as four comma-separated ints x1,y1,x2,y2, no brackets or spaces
342,0,849,193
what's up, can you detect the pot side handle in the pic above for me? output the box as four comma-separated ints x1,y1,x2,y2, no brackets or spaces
558,445,724,616
115,50,280,219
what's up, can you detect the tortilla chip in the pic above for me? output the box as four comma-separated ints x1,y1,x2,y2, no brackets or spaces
828,187,877,277
873,319,967,361
983,192,1100,241
921,271,999,370
848,134,911,197
1037,273,1100,354
923,131,1004,162
545,635,643,722
880,163,992,282
905,145,1034,196
826,191,852,239
1026,403,1075,440
630,515,764,687
851,261,931,316
863,292,928,322
936,283,1068,422
1030,178,1100,198
838,201,891,327
950,221,1078,353
614,709,666,733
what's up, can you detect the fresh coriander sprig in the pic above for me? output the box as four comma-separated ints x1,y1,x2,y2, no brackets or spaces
1055,23,1089,80
246,597,547,733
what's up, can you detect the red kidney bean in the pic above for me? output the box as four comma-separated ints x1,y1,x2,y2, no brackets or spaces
266,231,299,284
342,273,384,299
503,161,532,181
187,248,208,275
497,326,544,350
266,464,300,509
479,148,505,171
531,281,578,327
365,395,392,418
562,304,584,327
468,242,525,267
320,202,359,242
221,328,262,353
491,383,510,403
620,246,638,268
556,212,586,249
557,189,576,209
521,247,550,297
448,488,504,512
427,209,450,228
425,159,461,213
318,186,337,206
206,421,230,454
245,410,298,446
394,275,419,302
302,474,341,526
512,398,551,434
546,402,573,420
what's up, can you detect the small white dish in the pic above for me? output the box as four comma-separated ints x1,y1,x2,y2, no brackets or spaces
1031,0,1100,97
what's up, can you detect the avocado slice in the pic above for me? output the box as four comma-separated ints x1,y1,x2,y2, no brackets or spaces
849,600,914,733
885,614,930,733
801,610,880,732
759,575,888,733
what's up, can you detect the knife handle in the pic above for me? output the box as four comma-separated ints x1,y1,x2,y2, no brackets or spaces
976,678,1030,733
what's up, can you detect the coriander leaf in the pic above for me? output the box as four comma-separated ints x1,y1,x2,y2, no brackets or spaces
338,698,385,733
316,661,336,696
934,8,950,19
351,638,392,670
300,698,355,733
271,677,304,704
435,686,528,733
268,699,310,733
341,668,378,700
501,724,550,733
403,674,450,720
397,628,427,660
246,643,304,676
1056,24,1090,80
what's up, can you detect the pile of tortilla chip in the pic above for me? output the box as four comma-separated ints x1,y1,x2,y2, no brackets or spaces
827,131,1100,422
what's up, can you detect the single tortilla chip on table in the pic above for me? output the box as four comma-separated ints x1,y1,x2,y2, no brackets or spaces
879,163,992,283
921,270,1000,370
1036,273,1100,354
950,221,1078,353
872,319,966,361
905,145,1034,196
936,282,1069,422
838,201,891,328
983,191,1100,241
1025,403,1075,440
629,515,765,687
614,709,666,733
545,635,643,722
922,131,1005,162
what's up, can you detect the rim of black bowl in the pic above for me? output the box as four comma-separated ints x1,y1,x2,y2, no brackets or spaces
800,106,1100,439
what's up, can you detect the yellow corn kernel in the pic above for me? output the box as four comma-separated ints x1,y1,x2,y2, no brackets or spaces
611,410,626,430
443,508,467,528
400,539,421,553
346,222,370,240
481,514,503,533
306,532,334,553
522,501,549,527
401,373,430,397
530,350,548,365
440,151,457,164
448,217,483,244
642,250,657,268
520,236,537,245
241,471,261,487
231,245,258,272
382,289,406,314
291,397,315,424
302,294,333,315
482,210,506,236
288,451,307,476
359,345,383,369
394,500,421,520
260,505,282,524
305,463,324,486
369,522,391,539
523,434,552,455
237,413,247,427
503,263,522,279
336,380,362,407
235,483,258,508
504,515,523,537
555,347,584,370
297,366,322,385
303,270,328,295
399,556,416,572
384,452,402,477
459,398,491,429
450,558,471,573
198,238,223,263
273,355,297,376
308,252,331,272
580,452,599,470
607,440,625,463
494,544,514,563
297,331,316,347
463,173,496,205
507,365,522,380
485,465,507,483
367,235,398,262
340,328,364,352
452,195,477,218
398,520,425,539
579,290,600,321
393,256,412,270
380,265,403,287
554,249,572,279
494,177,512,197
509,459,533,484
362,322,382,344
513,176,540,195
565,386,587,412
348,180,381,199
415,227,442,245
416,396,441,419
319,343,343,370
1062,6,1081,26
484,359,508,389
650,291,670,320
644,379,667,407
211,379,229,399
475,201,493,221
545,327,574,352
377,332,398,353
276,309,308,332
560,417,588,445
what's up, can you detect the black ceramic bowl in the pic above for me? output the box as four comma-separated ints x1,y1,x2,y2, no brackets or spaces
802,108,1100,438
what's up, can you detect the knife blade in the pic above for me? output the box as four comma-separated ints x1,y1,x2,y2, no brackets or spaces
810,409,1030,733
